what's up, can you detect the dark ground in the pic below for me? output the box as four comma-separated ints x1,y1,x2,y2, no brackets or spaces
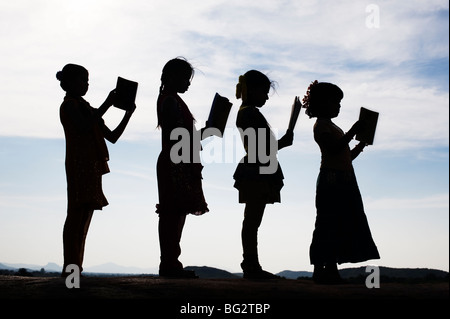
1,274,448,299
0,275,448,317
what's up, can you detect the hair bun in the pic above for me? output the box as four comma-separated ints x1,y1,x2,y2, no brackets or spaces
56,71,63,81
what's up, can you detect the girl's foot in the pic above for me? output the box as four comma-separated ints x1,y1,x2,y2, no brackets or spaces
313,265,345,284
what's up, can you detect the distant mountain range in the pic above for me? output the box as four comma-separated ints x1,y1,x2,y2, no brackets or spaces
0,262,158,275
0,262,64,272
1,262,448,281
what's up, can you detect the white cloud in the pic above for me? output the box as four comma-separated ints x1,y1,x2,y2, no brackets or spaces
0,0,448,152
366,193,449,211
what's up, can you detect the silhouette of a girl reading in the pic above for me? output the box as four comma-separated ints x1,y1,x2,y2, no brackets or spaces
234,70,294,279
303,81,380,284
57,63,135,276
156,58,209,278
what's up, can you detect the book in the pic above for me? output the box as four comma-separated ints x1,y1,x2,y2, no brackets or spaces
355,107,379,145
205,93,233,136
288,96,302,131
114,77,138,111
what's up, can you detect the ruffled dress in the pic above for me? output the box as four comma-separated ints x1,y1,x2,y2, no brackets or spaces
156,90,209,216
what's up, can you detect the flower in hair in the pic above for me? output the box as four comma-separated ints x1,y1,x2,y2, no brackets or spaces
302,80,318,109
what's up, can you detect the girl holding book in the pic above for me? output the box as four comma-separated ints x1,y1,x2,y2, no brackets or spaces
302,81,380,284
156,57,209,278
233,70,294,279
57,63,135,276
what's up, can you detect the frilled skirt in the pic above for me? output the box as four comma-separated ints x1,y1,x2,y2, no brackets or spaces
233,159,284,204
156,151,209,216
310,168,380,265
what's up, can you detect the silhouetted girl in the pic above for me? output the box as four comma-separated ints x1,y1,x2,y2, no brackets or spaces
57,63,135,276
234,70,294,279
156,58,209,278
303,80,380,284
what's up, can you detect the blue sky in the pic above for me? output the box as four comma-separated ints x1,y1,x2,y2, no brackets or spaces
0,0,448,274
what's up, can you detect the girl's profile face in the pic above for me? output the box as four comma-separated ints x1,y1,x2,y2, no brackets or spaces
320,98,341,118
250,86,270,108
68,73,89,97
166,71,192,93
328,99,341,118
176,75,191,93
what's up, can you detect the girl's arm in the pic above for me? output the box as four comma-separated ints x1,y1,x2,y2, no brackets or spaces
323,120,363,154
348,120,369,160
278,129,294,150
351,141,367,160
102,105,136,144
200,126,215,140
96,90,116,117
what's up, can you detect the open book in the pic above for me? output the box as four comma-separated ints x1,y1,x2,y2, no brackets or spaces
114,77,138,111
355,107,379,145
288,96,302,131
205,93,233,136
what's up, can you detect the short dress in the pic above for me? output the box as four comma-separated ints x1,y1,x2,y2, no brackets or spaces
309,118,380,265
233,105,284,204
60,95,110,210
155,90,209,216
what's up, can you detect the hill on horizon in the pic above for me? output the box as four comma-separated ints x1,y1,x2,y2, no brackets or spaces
1,262,448,282
185,266,241,279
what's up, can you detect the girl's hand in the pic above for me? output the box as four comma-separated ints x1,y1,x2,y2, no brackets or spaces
278,129,294,149
349,120,365,136
126,103,137,117
355,141,367,151
284,129,294,145
294,96,302,108
105,89,117,107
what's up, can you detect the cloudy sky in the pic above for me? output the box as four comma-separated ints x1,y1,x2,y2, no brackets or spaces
0,0,448,274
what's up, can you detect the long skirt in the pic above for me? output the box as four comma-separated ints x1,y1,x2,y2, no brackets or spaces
310,168,380,265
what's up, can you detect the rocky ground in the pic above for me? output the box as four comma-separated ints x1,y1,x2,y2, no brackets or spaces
0,275,448,317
